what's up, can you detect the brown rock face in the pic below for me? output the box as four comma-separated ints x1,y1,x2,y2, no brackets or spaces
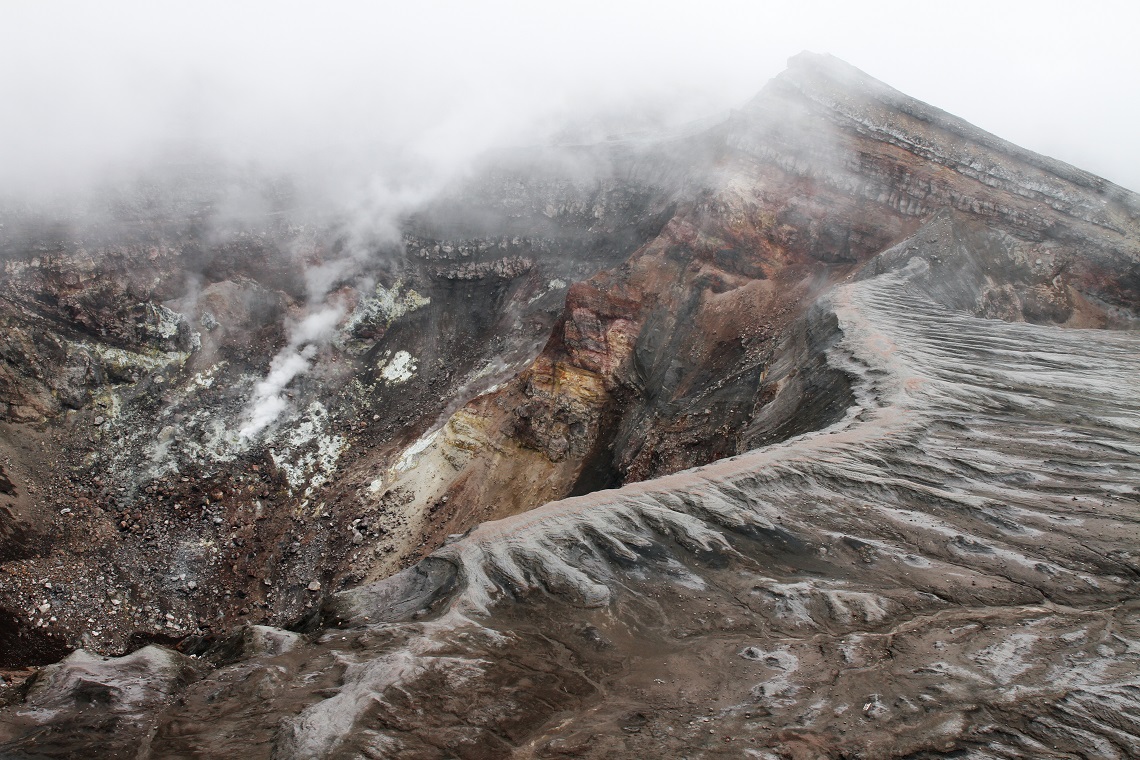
374,54,1140,565
0,53,1138,758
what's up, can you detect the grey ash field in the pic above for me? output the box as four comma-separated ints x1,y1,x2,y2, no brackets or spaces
0,54,1138,758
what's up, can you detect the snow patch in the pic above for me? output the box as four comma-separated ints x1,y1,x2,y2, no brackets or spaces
344,281,429,336
369,427,442,493
378,350,417,384
269,402,348,501
527,277,568,304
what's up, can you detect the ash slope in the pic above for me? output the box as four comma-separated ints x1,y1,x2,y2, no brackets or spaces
3,213,1139,759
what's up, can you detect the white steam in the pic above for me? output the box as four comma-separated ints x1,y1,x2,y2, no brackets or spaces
238,305,344,439
236,149,454,439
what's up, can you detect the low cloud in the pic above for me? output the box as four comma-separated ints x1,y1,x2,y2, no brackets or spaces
4,2,1136,195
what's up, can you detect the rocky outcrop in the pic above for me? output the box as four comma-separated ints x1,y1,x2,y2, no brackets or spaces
0,645,202,752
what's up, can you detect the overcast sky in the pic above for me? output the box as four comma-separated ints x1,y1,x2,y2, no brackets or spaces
2,0,1139,196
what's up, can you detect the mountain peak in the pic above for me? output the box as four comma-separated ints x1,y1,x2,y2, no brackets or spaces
734,51,1140,237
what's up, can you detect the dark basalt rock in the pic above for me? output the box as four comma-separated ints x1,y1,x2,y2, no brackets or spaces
319,556,459,628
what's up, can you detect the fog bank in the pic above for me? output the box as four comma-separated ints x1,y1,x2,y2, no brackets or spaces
2,0,1138,198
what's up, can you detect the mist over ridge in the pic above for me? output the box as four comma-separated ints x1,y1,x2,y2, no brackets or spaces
3,0,1140,204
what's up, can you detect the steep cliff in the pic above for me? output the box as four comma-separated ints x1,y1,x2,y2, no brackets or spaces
349,52,1140,581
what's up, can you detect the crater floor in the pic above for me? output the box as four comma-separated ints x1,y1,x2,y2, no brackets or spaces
2,221,1138,758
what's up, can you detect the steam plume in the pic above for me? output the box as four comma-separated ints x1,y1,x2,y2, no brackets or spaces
238,305,344,439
